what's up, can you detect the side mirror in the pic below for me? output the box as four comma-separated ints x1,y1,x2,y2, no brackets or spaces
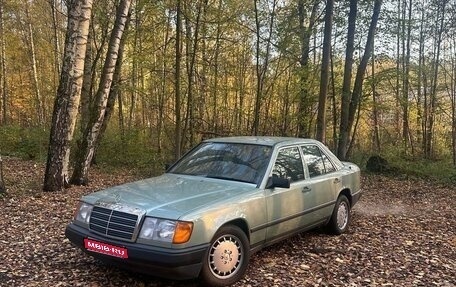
266,176,290,189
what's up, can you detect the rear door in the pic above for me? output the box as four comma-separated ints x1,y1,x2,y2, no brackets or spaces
300,144,342,222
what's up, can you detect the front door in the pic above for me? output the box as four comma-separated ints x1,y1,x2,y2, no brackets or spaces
265,146,316,241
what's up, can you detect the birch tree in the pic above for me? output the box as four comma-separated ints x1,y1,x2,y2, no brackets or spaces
43,0,93,191
71,0,132,185
25,2,44,125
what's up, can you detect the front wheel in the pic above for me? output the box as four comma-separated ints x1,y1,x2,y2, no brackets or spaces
327,195,351,235
200,225,250,287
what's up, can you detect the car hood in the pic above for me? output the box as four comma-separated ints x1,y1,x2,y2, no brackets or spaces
82,173,255,220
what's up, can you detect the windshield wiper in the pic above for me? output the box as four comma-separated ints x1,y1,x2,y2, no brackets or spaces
205,174,254,184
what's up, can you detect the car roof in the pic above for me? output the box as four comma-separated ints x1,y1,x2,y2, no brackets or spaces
204,136,320,147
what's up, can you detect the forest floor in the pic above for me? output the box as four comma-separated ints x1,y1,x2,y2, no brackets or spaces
0,157,455,287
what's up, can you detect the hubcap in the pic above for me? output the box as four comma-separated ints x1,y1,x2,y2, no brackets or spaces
337,201,349,230
208,234,243,279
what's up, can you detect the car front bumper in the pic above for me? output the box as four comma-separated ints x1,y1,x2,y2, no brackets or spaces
65,223,208,280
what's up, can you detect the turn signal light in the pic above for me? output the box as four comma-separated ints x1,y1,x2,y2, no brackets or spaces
173,222,194,244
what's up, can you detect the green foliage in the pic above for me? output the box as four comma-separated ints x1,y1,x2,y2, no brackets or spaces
361,146,456,185
0,125,49,161
0,125,166,176
94,127,166,176
389,157,456,185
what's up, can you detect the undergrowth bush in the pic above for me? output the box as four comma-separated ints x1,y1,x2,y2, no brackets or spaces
2,125,456,183
0,125,166,176
95,127,167,176
0,125,49,161
357,145,456,184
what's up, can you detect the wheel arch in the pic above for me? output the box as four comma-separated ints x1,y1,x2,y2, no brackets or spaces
219,218,250,242
339,188,352,206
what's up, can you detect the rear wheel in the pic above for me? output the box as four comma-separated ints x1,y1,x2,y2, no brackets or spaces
327,195,350,235
200,225,250,287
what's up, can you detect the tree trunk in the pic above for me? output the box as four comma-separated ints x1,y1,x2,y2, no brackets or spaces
182,1,203,149
346,0,382,150
395,0,402,141
316,0,334,143
339,0,382,160
0,0,7,125
118,84,125,138
337,0,357,159
157,10,172,153
96,9,132,155
297,0,319,137
252,0,262,136
51,0,61,83
330,49,338,150
371,45,381,153
128,0,141,128
212,0,222,133
425,0,446,159
417,3,425,154
236,43,248,133
252,0,277,136
70,0,132,185
448,39,456,165
402,0,412,153
174,0,183,160
81,22,109,134
80,24,93,132
43,0,93,191
26,3,44,126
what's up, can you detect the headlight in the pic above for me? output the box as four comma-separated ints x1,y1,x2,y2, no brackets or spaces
74,202,93,226
156,220,176,240
139,217,157,238
139,217,193,244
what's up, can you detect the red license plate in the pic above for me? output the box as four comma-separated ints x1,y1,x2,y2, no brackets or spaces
84,238,128,259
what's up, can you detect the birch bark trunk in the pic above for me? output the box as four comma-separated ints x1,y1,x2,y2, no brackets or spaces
26,3,44,125
43,0,93,191
71,0,132,185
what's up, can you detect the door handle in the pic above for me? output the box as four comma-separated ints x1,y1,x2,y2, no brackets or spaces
302,186,311,193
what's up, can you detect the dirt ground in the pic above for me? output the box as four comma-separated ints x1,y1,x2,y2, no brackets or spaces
0,157,455,286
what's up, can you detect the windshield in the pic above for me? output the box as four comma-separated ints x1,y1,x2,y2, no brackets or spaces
168,142,272,185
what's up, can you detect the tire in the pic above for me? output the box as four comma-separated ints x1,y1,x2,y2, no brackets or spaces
200,225,250,287
327,195,351,235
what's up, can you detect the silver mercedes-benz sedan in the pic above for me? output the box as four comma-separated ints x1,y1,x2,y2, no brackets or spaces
66,136,362,286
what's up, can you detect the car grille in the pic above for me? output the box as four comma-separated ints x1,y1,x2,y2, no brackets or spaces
89,206,140,241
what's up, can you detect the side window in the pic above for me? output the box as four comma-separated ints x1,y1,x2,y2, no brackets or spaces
272,147,304,183
322,153,336,173
301,145,326,177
